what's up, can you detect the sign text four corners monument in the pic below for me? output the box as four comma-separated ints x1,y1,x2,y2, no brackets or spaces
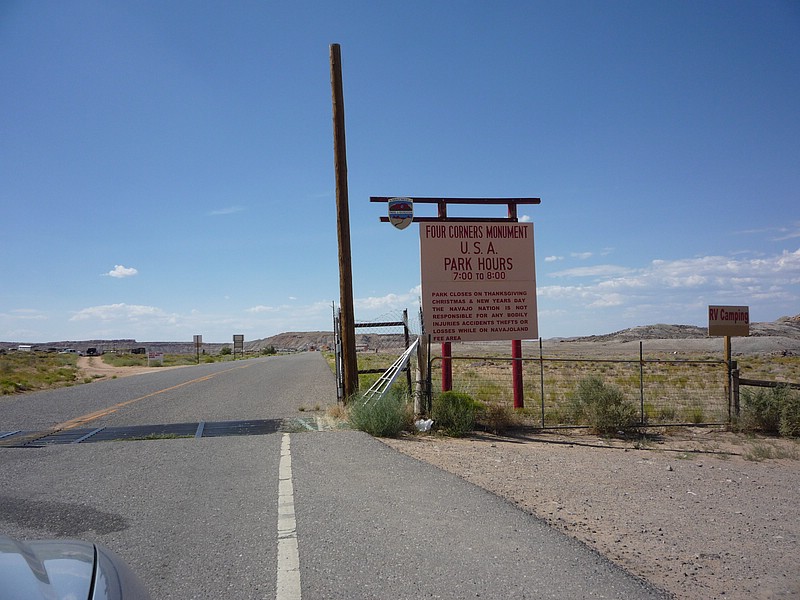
370,196,541,408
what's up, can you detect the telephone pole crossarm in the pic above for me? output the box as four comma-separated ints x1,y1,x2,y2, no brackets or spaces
370,197,540,223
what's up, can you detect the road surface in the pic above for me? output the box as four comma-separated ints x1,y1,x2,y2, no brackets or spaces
0,353,668,598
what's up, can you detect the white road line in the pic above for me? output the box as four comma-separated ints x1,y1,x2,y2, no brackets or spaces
276,433,301,599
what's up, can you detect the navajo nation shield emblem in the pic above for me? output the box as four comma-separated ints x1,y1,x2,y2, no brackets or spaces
388,197,414,230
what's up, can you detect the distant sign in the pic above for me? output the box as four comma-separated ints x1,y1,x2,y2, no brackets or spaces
420,222,538,342
147,351,164,366
708,305,750,337
193,335,202,344
388,197,414,230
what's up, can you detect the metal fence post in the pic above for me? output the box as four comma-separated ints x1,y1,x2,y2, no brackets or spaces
639,341,645,424
512,340,524,409
539,338,545,427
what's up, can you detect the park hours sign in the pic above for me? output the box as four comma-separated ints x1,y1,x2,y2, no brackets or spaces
420,222,538,342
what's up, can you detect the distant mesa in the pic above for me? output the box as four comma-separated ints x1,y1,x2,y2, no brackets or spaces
1,315,798,354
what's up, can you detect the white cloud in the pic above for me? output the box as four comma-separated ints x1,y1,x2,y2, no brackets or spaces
571,252,593,260
105,265,138,278
1,308,48,321
246,305,278,314
551,265,634,278
354,286,421,313
737,221,800,242
544,255,563,262
518,214,532,223
536,248,800,331
207,206,245,216
587,293,625,308
70,303,175,323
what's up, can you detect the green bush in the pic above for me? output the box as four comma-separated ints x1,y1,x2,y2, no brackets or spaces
348,389,412,438
780,391,800,438
740,386,788,435
569,376,639,435
432,391,479,437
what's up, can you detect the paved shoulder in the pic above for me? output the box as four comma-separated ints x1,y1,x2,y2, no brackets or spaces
291,431,669,599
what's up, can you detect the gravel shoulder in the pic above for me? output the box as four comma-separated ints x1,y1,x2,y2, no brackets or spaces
382,429,800,600
77,356,187,379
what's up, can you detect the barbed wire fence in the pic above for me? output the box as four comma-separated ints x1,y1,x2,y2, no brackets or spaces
427,340,730,427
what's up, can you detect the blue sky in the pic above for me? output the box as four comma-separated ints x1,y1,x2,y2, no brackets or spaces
1,1,798,343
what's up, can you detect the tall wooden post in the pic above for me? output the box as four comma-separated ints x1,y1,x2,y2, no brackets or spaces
724,335,732,422
331,44,358,400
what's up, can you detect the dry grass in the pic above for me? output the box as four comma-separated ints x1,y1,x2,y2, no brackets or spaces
427,342,799,428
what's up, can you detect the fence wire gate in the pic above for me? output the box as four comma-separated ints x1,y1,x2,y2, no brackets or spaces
429,342,729,427
349,309,421,393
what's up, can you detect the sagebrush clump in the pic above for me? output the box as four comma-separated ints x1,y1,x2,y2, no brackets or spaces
569,376,639,435
348,389,413,438
739,386,800,438
432,391,479,437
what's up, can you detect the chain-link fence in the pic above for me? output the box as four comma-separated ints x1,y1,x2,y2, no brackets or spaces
428,341,730,427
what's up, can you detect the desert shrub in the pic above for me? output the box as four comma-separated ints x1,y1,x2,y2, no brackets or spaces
476,402,517,434
779,391,800,438
569,376,639,435
740,387,786,435
658,405,678,422
348,389,412,438
684,403,706,424
544,404,574,426
432,391,479,437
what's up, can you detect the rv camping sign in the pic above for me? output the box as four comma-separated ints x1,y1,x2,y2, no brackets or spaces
420,222,538,342
708,305,750,337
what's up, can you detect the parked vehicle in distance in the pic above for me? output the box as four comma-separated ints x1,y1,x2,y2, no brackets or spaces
0,535,152,599
86,347,103,356
58,348,78,354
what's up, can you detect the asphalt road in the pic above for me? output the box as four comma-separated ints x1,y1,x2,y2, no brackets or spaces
0,353,669,599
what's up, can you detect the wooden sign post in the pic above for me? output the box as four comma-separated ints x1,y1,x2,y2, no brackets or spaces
708,305,750,420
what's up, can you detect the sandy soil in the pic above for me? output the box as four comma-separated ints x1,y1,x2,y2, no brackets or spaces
383,429,800,600
76,356,186,379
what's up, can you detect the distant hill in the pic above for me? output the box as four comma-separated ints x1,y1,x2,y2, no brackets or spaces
566,314,800,343
3,315,798,354
245,331,408,352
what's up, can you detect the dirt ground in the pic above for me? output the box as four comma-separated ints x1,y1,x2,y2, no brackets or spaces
383,429,800,600
76,356,185,379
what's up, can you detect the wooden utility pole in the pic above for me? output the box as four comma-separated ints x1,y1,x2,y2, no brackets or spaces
330,44,358,400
